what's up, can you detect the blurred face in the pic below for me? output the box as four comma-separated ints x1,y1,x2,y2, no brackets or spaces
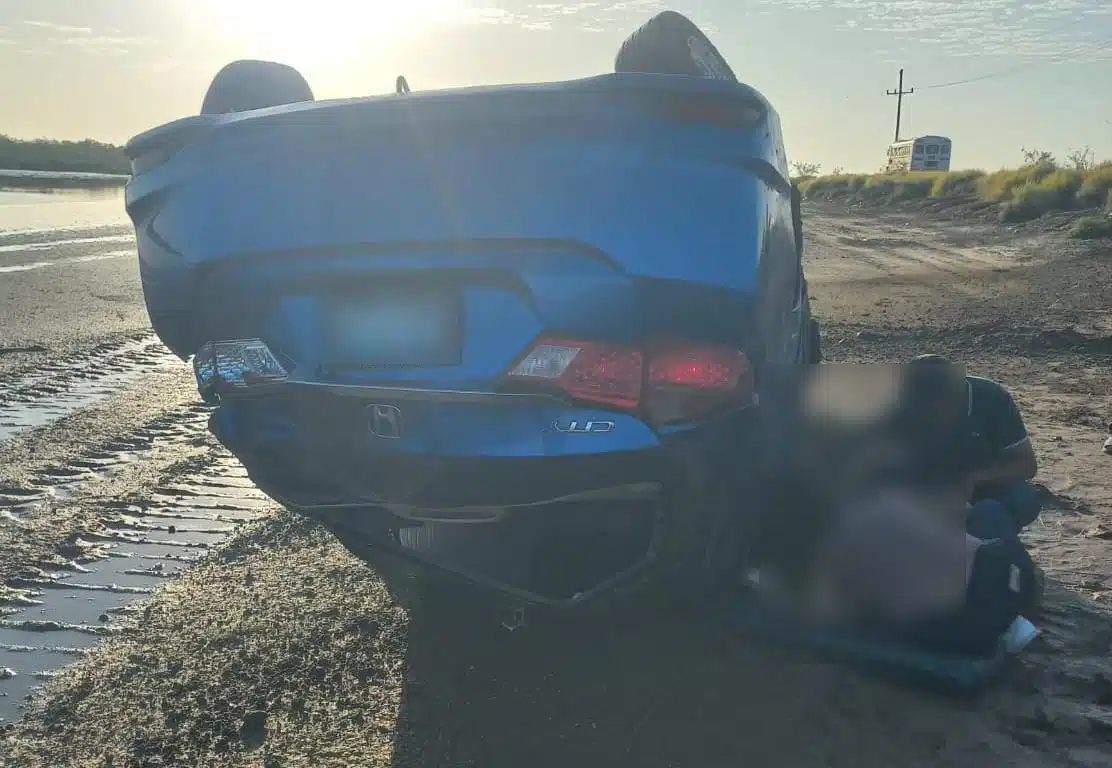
902,363,967,429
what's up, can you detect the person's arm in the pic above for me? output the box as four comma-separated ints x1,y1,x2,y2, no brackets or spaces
971,386,1037,492
971,439,1037,488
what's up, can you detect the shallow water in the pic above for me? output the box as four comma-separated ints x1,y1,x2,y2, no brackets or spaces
0,413,270,723
0,187,129,238
0,336,181,442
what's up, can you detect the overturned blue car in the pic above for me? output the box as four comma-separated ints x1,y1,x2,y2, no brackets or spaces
125,50,820,616
124,9,1046,694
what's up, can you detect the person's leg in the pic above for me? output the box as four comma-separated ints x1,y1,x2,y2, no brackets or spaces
994,481,1042,532
899,538,1037,657
967,498,1017,541
967,498,1042,614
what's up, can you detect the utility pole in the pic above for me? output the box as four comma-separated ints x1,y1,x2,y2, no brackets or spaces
886,69,914,142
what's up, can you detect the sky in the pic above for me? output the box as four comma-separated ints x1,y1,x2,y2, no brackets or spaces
0,0,1110,172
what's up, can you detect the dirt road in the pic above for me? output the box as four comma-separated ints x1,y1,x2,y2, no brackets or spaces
1,197,1111,767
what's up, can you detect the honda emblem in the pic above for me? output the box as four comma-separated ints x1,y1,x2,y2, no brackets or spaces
368,404,403,439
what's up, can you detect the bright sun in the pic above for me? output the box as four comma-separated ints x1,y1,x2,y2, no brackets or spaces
203,0,468,66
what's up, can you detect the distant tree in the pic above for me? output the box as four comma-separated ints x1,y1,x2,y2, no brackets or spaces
1064,146,1096,172
791,160,822,177
1020,147,1056,168
0,135,129,174
831,166,845,175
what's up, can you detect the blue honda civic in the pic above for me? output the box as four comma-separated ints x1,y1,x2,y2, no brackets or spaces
124,22,821,616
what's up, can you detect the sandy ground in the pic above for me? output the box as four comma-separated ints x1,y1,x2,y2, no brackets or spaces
1,199,1111,767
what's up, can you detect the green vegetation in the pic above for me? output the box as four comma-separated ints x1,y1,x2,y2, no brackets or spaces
1069,215,1112,240
0,134,129,176
793,149,1112,237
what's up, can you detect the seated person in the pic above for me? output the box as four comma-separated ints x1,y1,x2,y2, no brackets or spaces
746,364,1039,657
900,354,1040,534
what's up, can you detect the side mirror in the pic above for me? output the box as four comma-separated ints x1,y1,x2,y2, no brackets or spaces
790,184,804,257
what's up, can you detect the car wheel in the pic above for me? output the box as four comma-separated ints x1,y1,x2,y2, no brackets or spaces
614,10,737,81
806,317,823,364
791,184,805,256
201,59,314,115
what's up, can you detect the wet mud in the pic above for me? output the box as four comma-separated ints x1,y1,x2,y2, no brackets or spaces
0,408,269,724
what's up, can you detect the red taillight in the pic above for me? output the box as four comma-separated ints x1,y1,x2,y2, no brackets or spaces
506,338,643,409
649,345,752,390
503,335,753,424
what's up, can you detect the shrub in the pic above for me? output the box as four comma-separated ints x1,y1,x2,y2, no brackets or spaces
791,161,822,177
998,198,1043,223
1077,161,1112,208
797,173,869,199
860,174,933,202
1068,215,1112,240
930,170,984,197
996,178,1080,222
1035,169,1084,206
1021,148,1056,167
978,162,1058,202
1065,146,1096,172
796,152,1112,221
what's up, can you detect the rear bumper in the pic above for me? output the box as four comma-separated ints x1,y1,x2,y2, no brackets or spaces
214,405,758,610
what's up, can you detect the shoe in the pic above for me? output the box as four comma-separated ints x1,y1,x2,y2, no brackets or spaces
1002,615,1039,653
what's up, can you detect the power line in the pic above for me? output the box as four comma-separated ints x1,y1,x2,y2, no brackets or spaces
918,12,1106,89
920,34,1112,90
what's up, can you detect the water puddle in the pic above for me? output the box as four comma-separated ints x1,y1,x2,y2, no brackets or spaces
0,447,270,723
0,338,277,722
0,336,183,442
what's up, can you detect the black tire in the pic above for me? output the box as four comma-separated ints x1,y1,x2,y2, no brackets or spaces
791,184,805,257
201,59,314,115
615,10,737,81
806,317,823,364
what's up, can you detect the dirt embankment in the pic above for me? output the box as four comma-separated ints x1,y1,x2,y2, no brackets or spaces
2,202,1112,767
797,165,1112,240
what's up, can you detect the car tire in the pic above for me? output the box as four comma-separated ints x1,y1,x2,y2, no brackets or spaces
614,10,737,81
806,317,823,364
791,184,805,256
201,59,314,115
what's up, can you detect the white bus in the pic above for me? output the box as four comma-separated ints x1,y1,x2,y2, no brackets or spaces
885,135,952,172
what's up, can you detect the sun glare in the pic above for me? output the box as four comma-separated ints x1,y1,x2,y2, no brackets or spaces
202,0,468,67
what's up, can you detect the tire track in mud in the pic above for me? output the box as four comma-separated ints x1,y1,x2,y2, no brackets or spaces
0,438,272,722
0,333,180,442
0,351,275,724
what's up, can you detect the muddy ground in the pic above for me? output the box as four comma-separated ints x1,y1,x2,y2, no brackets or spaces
1,201,1111,767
